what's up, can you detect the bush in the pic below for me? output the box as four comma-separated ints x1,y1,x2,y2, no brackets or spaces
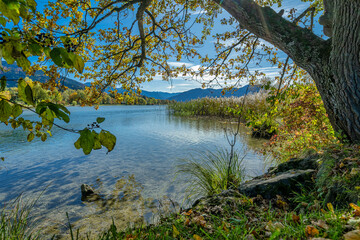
265,83,337,161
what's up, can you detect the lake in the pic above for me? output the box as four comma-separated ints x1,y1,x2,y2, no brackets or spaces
0,105,268,236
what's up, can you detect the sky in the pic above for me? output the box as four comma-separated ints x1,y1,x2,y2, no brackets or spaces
34,0,323,93
138,0,322,93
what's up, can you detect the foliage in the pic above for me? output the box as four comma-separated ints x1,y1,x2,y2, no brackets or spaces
313,144,360,207
0,196,39,240
0,0,117,156
265,83,337,161
84,192,357,240
176,148,245,197
6,83,172,106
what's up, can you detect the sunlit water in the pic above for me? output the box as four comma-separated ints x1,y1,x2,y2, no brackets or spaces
0,105,268,237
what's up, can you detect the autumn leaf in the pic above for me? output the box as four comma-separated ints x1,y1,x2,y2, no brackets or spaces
350,203,360,216
311,220,329,230
183,209,193,216
184,218,190,226
305,225,319,238
193,234,202,240
193,215,206,227
344,230,360,240
173,225,180,238
292,214,300,224
327,203,334,213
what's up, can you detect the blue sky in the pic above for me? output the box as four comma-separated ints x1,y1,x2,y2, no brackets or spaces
138,0,322,93
34,0,322,93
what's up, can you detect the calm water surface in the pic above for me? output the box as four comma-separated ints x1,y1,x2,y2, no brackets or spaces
0,105,268,236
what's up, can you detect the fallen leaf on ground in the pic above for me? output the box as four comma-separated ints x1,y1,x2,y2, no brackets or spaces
350,203,360,216
193,215,206,227
183,209,193,216
292,214,300,224
327,203,334,213
173,225,180,238
311,220,329,230
305,225,319,238
193,234,202,240
344,230,360,240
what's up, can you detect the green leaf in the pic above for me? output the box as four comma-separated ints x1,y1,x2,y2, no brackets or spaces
24,84,34,105
50,48,64,67
2,42,15,64
18,78,27,102
99,130,116,153
29,43,42,56
0,99,12,122
35,102,47,115
92,131,102,150
0,17,6,27
72,54,84,74
74,138,81,149
0,76,6,91
60,49,73,67
12,104,22,118
78,129,95,155
27,132,34,142
96,117,105,124
41,133,47,142
26,0,37,12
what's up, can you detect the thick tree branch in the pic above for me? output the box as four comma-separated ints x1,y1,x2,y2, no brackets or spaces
212,0,331,71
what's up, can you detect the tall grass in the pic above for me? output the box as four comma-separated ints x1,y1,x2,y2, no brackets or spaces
176,148,245,197
168,91,269,119
0,195,38,239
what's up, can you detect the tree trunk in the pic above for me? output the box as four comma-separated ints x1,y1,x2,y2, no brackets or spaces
214,0,360,142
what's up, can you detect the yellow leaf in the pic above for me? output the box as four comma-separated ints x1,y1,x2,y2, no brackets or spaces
350,203,360,216
327,203,334,213
173,225,180,238
183,209,193,216
305,225,319,237
193,234,202,240
350,203,360,211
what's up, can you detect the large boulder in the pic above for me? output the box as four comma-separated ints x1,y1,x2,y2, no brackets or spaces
238,169,315,199
268,154,319,174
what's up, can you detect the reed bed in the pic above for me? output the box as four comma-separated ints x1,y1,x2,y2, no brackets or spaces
168,91,269,120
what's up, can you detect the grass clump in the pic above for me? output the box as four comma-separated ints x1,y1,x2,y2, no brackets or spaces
0,196,38,240
176,148,245,197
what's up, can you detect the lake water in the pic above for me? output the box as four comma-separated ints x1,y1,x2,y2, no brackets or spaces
0,105,268,237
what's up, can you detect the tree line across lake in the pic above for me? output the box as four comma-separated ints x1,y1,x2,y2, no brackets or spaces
2,78,174,106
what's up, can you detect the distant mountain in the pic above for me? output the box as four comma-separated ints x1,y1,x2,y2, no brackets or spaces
168,85,260,102
0,62,86,90
139,90,179,100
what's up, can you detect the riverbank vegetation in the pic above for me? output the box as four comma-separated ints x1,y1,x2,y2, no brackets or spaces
169,82,338,162
3,78,172,107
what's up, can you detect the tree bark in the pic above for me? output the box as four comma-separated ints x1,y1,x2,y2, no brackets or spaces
213,0,360,142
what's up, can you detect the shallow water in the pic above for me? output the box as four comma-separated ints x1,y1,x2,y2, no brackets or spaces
0,105,268,236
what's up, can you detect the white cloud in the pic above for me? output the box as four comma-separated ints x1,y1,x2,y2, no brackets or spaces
190,9,207,15
167,61,194,68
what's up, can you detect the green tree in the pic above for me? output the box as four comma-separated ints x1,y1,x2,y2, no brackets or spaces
16,0,356,143
1,0,360,144
0,0,116,156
